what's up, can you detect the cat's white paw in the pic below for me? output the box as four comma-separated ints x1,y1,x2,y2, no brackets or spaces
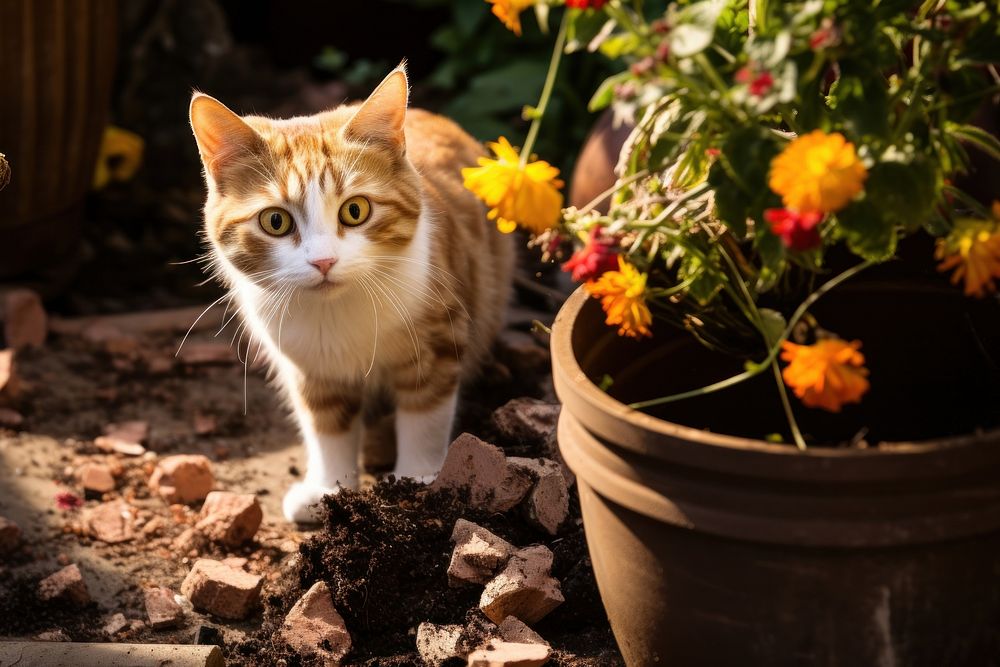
282,481,340,524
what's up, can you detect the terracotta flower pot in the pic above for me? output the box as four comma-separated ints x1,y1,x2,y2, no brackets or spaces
0,0,117,291
552,284,1000,666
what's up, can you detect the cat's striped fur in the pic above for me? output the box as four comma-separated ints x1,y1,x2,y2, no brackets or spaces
190,66,514,522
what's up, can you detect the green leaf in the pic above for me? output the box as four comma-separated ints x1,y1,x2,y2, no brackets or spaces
757,308,787,347
679,252,725,305
948,122,1000,161
826,69,889,139
599,32,641,59
588,72,630,112
668,0,726,58
864,158,938,230
754,227,786,293
836,201,898,262
707,126,780,238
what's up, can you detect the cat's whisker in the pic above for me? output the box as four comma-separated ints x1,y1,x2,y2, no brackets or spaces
176,292,234,358
357,276,380,378
367,273,423,385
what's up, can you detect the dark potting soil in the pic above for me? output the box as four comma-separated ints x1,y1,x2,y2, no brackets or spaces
0,573,101,640
225,477,621,667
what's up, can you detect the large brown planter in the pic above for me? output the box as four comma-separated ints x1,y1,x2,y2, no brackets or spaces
0,0,118,290
552,285,1000,666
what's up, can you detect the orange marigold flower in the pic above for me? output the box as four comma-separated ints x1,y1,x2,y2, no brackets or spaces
485,0,537,36
462,136,564,234
781,338,870,412
935,209,1000,297
769,130,867,213
585,257,652,339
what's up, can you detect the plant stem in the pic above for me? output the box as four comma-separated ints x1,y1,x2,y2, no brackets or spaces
519,12,569,170
627,259,874,411
578,170,650,215
771,358,807,450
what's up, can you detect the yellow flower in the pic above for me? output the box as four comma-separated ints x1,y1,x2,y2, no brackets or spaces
780,338,869,412
935,208,1000,298
769,130,867,213
93,126,144,189
584,257,653,339
462,136,564,234
486,0,537,35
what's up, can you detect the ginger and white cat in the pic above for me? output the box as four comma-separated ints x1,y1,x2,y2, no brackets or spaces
189,66,514,522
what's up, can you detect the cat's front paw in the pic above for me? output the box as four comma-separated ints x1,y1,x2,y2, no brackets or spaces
282,481,340,524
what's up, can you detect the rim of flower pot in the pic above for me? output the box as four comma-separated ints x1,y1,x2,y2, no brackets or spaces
551,286,1000,483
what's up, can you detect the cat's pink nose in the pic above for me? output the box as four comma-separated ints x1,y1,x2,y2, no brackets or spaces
309,257,337,275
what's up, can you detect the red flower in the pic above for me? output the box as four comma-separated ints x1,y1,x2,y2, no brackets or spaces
566,0,607,8
736,67,774,96
764,208,823,251
55,491,83,511
562,227,620,282
809,19,841,50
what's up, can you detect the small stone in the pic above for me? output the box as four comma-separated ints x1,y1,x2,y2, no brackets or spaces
0,516,22,554
280,581,351,664
480,546,563,625
0,407,23,427
507,459,569,536
431,434,533,512
84,500,135,543
103,613,129,636
38,564,90,605
222,557,248,570
3,288,47,349
416,622,463,666
149,454,214,504
448,520,516,587
173,527,206,555
195,492,262,547
77,462,116,494
34,629,72,642
499,617,547,646
96,420,149,456
145,586,185,629
467,640,550,667
141,516,165,536
181,559,263,620
193,412,217,435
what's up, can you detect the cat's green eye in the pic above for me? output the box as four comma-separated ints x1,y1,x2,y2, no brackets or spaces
339,196,371,227
259,207,294,236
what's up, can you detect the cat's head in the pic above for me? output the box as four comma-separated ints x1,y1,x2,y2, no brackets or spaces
189,66,421,296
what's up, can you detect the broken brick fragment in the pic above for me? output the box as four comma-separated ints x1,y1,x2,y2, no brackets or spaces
2,288,47,349
499,616,547,646
38,564,91,605
145,586,185,629
181,559,263,620
84,500,135,544
448,519,516,587
416,622,463,666
467,640,551,667
195,491,262,547
0,515,22,554
431,433,533,512
280,581,351,664
479,546,563,625
77,462,116,494
507,458,569,535
149,454,214,504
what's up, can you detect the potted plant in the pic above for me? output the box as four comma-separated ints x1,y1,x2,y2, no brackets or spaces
462,0,1000,664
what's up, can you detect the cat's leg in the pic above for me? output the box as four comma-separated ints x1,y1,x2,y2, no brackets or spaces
283,386,362,523
393,359,460,482
394,388,458,482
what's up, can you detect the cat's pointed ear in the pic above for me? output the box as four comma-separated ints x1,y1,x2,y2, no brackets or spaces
190,93,264,179
342,64,409,151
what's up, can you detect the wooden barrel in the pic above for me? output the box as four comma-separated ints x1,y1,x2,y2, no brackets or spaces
0,0,117,290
